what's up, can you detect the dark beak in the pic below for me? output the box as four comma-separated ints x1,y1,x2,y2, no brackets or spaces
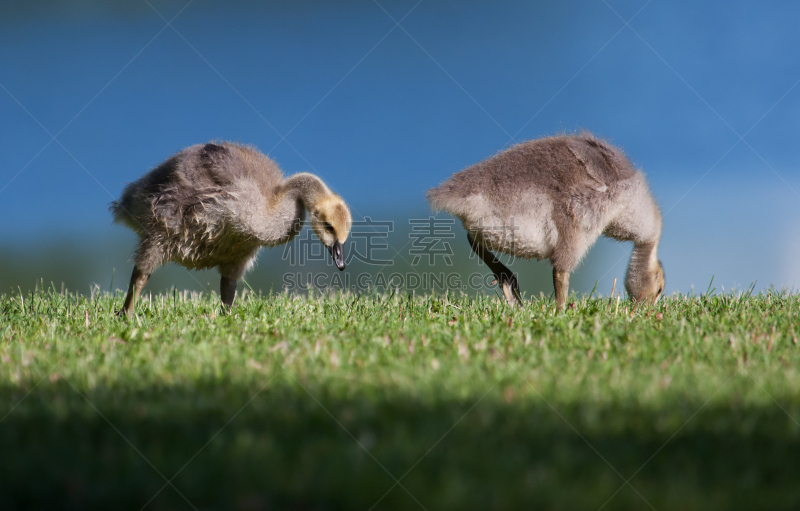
328,240,345,271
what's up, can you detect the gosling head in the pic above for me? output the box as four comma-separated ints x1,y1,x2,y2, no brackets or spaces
309,194,352,271
626,260,665,303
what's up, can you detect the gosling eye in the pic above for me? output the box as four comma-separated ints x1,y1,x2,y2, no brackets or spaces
323,221,335,233
657,287,663,295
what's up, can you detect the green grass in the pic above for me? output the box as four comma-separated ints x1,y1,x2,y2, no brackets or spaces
1,286,799,510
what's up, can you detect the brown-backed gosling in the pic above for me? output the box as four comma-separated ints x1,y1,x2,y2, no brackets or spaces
427,132,664,309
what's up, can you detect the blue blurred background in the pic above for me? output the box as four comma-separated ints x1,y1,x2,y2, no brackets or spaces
1,0,798,298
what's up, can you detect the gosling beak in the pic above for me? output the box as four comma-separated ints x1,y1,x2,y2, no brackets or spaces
328,240,345,271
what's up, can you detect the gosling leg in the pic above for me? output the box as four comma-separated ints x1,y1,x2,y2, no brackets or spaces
467,233,522,306
220,276,237,309
553,267,570,310
118,266,150,317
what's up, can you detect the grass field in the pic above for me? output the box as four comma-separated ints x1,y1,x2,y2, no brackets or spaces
1,286,799,510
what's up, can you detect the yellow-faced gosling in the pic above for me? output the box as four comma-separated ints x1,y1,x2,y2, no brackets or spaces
111,142,351,316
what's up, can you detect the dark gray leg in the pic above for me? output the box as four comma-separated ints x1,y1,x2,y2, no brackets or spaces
467,233,522,306
220,276,237,309
118,266,151,317
553,267,570,310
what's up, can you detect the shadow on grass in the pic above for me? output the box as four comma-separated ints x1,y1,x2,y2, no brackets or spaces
1,379,799,511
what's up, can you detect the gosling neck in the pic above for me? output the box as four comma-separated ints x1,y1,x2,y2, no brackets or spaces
625,241,658,293
282,172,330,210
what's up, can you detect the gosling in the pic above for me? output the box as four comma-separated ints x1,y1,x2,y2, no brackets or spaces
111,142,351,316
427,132,664,309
